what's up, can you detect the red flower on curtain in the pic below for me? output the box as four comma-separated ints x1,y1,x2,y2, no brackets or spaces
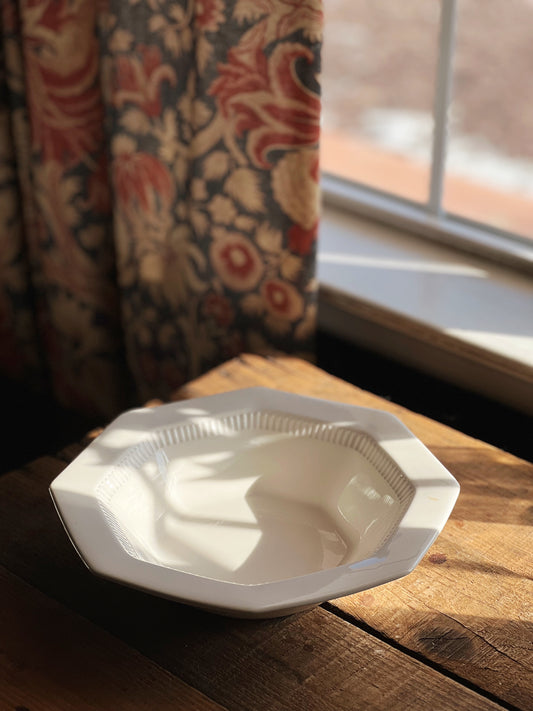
195,0,225,31
209,38,320,168
113,147,174,216
287,222,317,256
113,44,177,117
261,278,304,321
203,292,234,327
210,232,264,291
22,0,104,164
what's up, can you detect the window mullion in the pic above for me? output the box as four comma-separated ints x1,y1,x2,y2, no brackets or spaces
428,0,458,217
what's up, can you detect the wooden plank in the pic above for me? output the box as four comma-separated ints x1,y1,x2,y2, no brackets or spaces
0,566,226,711
0,451,504,710
174,354,533,708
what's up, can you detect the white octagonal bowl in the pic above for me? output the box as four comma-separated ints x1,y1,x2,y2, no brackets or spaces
50,387,459,618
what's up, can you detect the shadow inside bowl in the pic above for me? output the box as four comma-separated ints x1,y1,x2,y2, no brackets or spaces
95,411,414,585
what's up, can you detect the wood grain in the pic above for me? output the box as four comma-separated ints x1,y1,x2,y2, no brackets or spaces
0,442,503,710
0,566,226,711
0,354,530,710
173,354,533,708
0,472,503,711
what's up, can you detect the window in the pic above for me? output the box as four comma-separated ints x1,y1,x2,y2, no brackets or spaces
321,0,533,272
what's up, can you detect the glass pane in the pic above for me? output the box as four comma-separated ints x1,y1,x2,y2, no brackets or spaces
444,0,533,239
321,0,440,203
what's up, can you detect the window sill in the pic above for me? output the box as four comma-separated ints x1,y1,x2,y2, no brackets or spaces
317,204,533,415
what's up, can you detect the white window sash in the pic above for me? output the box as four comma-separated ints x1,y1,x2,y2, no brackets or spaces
429,0,457,215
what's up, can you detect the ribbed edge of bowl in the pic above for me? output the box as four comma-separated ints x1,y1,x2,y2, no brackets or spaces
95,410,415,567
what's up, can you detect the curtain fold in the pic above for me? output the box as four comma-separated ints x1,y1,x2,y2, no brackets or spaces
0,0,322,418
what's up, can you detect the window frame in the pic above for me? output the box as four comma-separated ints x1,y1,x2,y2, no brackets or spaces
321,174,533,276
320,0,533,276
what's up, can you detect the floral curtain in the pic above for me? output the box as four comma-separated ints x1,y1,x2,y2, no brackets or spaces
0,0,322,418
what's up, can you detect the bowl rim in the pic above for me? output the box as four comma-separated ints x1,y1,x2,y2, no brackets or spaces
49,387,460,616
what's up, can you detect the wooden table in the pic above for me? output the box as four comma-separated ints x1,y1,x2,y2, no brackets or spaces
1,355,531,711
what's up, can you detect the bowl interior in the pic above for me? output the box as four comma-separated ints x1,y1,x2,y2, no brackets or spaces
95,411,414,585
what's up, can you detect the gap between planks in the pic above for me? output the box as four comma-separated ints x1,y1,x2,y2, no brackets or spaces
321,601,523,711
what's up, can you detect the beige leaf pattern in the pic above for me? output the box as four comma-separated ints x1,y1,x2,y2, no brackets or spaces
224,168,264,212
280,251,302,281
120,108,151,134
256,222,282,253
203,151,231,180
